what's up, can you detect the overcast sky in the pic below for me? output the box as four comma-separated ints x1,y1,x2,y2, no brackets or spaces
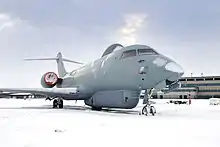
0,0,219,87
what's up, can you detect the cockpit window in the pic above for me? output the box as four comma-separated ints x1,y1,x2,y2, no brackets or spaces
121,50,136,59
138,48,158,55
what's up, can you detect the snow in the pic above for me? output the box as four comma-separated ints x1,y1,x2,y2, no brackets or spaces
0,98,220,147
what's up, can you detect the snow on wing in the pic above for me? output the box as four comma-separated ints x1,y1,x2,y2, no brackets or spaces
0,88,78,98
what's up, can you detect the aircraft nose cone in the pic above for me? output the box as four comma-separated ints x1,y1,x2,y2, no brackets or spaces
164,62,184,82
165,62,184,76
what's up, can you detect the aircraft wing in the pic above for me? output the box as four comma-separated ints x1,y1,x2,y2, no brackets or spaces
0,88,81,100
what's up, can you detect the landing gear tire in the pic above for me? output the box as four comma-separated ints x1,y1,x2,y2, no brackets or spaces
150,106,156,116
141,105,156,116
53,99,63,109
53,99,58,108
58,99,64,108
142,105,148,116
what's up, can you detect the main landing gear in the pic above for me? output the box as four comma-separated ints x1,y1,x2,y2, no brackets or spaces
53,98,64,108
141,88,156,116
45,97,64,109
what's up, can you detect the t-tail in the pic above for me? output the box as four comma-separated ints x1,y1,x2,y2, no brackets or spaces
24,52,83,77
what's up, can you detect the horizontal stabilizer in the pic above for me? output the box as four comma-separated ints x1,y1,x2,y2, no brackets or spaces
24,58,56,61
62,58,84,64
24,58,83,65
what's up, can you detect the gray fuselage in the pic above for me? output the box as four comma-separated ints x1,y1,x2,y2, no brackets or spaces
59,45,184,100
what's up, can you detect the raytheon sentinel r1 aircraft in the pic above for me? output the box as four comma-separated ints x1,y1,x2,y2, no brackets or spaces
0,44,184,115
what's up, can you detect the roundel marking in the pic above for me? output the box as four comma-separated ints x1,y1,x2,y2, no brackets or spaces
44,72,58,86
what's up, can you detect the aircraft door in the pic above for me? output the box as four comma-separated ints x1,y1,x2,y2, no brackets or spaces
137,50,157,89
138,65,148,89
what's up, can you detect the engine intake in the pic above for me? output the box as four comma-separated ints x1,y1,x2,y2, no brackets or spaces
41,72,59,88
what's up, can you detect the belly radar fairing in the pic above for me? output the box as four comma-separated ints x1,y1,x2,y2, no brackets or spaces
0,44,184,113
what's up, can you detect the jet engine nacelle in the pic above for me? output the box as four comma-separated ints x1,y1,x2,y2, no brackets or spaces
84,90,140,109
41,72,59,88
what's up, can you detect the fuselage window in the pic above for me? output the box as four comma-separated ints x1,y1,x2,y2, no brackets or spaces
138,48,158,55
121,50,137,59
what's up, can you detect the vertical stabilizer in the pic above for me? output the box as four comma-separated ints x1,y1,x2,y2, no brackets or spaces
24,52,84,78
56,52,67,77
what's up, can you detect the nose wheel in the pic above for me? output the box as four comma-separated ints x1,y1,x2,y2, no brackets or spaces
142,105,156,116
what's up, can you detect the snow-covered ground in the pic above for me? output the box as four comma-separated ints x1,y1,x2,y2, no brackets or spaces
0,98,220,147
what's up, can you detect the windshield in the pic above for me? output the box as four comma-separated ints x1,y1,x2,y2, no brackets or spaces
121,50,137,59
138,48,158,55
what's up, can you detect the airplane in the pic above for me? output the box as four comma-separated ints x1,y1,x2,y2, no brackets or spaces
0,43,184,115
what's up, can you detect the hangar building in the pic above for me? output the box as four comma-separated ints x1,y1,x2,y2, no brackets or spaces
155,76,220,99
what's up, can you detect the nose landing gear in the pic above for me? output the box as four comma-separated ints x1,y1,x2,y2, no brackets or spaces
141,88,156,116
142,104,156,116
